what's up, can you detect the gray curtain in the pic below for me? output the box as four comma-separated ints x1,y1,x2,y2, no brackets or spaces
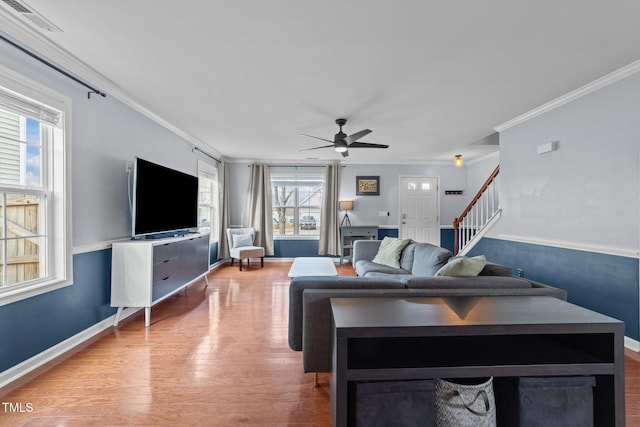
217,161,231,259
318,162,341,255
244,163,274,255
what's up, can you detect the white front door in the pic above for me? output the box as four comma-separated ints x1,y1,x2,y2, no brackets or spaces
399,176,439,244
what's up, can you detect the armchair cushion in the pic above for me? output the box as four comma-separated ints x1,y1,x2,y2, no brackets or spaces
232,233,253,248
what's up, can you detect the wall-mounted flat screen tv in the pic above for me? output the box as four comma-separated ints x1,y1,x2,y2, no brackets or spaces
132,157,199,238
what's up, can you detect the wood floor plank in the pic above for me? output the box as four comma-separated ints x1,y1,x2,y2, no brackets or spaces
0,262,637,426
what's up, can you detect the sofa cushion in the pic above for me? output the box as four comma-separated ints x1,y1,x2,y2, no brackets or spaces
410,243,453,276
435,255,486,276
399,242,418,272
364,271,413,282
402,275,533,289
479,262,513,276
355,260,411,277
371,237,411,268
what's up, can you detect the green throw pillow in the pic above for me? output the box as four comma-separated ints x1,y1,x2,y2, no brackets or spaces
371,237,411,268
435,255,487,276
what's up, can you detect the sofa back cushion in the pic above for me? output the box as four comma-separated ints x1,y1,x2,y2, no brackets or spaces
399,242,418,272
448,256,513,276
402,276,533,289
410,243,453,276
479,262,513,277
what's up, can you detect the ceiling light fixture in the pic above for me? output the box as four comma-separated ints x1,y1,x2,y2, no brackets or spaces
454,154,463,167
334,141,348,153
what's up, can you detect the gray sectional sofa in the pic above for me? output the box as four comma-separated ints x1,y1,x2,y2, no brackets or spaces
288,239,567,373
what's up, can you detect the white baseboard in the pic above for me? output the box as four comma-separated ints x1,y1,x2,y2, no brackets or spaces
0,315,115,389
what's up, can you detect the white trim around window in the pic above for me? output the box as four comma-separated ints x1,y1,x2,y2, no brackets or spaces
0,64,73,307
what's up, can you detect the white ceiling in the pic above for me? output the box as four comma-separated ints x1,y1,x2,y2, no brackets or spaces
3,1,640,164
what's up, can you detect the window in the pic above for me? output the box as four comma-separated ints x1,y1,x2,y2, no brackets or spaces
0,66,71,306
197,160,219,242
271,171,324,237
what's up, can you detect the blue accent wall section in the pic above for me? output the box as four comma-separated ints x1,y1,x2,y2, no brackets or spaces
378,229,398,239
0,249,115,372
273,239,321,258
209,241,218,264
271,228,452,258
440,228,455,254
468,237,639,340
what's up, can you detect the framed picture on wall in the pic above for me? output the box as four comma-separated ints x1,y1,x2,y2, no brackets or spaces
356,176,380,196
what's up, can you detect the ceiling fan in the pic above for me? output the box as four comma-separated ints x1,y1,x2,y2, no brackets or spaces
300,118,389,157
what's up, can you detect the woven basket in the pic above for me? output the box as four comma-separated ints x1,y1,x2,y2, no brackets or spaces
435,377,496,427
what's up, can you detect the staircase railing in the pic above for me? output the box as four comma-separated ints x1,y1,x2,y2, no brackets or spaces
453,165,501,255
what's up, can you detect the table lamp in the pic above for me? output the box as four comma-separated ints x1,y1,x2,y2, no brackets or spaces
339,200,353,226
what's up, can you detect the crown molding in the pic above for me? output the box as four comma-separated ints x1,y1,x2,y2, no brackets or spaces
0,12,223,161
495,59,640,132
466,151,499,166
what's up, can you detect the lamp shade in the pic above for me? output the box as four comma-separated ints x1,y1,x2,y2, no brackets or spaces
339,200,354,211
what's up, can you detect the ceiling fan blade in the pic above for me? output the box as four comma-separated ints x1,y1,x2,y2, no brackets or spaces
348,141,389,149
341,150,349,158
301,134,334,144
299,144,336,152
345,129,372,144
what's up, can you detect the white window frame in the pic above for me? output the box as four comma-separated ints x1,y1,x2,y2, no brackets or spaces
0,64,72,306
197,159,219,242
271,170,324,239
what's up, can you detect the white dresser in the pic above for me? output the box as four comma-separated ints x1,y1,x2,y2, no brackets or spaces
111,233,210,326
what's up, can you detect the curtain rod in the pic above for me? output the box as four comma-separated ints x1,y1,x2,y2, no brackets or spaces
0,34,107,99
193,146,221,163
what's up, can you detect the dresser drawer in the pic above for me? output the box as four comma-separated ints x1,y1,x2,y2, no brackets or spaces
341,227,378,237
153,242,178,264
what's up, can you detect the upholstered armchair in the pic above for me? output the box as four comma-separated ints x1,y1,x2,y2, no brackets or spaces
226,228,265,271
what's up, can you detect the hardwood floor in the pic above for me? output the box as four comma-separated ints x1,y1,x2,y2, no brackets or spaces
0,262,638,426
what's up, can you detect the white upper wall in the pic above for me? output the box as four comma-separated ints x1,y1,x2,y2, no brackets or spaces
0,41,211,247
466,152,499,199
490,71,640,255
226,161,482,229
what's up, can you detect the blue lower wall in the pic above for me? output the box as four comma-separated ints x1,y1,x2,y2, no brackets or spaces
269,228,453,258
468,237,639,340
0,249,115,372
210,242,218,264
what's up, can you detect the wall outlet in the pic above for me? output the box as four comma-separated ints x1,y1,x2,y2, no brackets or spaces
378,211,390,217
516,268,524,277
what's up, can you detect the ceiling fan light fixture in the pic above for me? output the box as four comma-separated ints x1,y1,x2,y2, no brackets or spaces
454,154,463,167
334,142,348,153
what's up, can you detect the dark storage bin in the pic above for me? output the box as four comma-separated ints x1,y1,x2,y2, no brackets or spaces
494,376,596,427
353,379,435,427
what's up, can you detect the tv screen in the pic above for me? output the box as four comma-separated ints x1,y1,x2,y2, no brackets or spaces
132,157,199,238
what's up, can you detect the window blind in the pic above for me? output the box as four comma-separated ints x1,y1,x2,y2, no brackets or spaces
0,86,62,127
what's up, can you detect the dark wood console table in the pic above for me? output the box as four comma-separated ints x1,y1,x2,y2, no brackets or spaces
330,296,625,426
